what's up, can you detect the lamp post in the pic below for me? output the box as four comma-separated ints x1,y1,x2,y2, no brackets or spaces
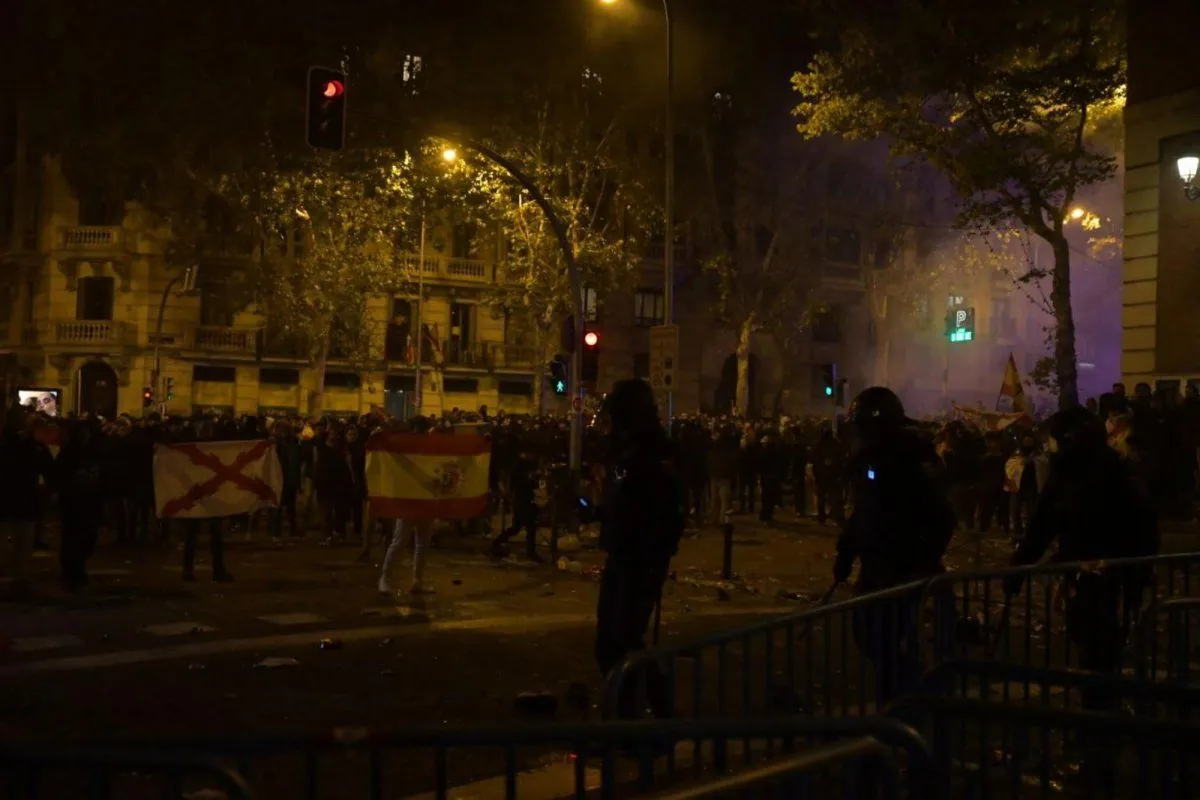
441,144,585,474
600,0,675,416
151,264,198,416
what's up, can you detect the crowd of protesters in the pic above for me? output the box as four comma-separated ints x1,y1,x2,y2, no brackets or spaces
0,376,1196,597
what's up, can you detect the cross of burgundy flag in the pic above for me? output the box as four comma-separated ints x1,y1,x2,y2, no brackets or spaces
154,440,283,519
365,432,490,520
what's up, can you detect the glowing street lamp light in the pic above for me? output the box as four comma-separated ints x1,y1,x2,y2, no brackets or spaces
1177,155,1200,201
441,147,458,163
1069,206,1085,220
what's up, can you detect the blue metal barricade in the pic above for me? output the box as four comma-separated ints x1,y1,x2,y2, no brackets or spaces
603,581,929,722
916,553,1200,679
0,746,255,799
889,694,1200,799
77,717,935,800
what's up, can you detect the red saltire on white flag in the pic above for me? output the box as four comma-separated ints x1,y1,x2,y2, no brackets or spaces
154,440,282,519
366,432,490,520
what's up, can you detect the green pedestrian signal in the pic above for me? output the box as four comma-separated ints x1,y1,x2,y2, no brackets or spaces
554,378,567,396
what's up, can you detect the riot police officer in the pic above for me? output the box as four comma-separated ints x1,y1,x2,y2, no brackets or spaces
1005,406,1159,709
833,387,957,705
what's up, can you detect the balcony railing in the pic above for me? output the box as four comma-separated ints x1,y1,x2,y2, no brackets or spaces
491,344,540,369
53,320,131,346
57,226,124,251
397,253,493,284
444,338,489,368
192,325,257,354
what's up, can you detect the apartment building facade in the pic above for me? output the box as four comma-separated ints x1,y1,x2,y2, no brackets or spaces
0,156,543,419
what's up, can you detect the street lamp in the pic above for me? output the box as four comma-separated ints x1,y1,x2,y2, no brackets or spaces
1177,155,1199,201
441,147,458,163
437,137,586,475
600,0,675,417
1069,206,1085,220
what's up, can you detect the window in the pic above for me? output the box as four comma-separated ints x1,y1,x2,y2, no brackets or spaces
401,54,423,84
498,379,533,396
451,223,476,259
385,374,416,392
324,371,361,389
824,227,861,265
633,353,650,380
193,365,236,383
812,306,841,343
77,186,122,226
76,276,114,321
199,278,236,327
443,377,479,394
633,290,665,326
260,367,300,386
583,286,599,323
386,298,414,362
990,295,1017,339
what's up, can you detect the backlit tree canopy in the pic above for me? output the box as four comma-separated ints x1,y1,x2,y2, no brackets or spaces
792,0,1125,408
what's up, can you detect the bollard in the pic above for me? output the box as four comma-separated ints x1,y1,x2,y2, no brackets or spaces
722,522,734,580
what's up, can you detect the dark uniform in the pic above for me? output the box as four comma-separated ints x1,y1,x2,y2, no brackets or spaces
1007,407,1159,709
492,451,543,561
834,387,956,706
594,380,685,720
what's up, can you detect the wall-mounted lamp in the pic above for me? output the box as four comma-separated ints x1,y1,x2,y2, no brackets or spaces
1177,155,1200,201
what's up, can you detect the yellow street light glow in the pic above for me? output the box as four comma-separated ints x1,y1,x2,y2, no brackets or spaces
441,148,458,163
599,0,618,5
1069,207,1085,220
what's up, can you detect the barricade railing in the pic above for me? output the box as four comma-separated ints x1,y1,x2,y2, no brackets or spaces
0,746,254,799
603,580,929,722
916,552,1200,678
888,694,1200,799
642,736,906,800
85,717,936,800
1133,596,1200,683
914,658,1200,721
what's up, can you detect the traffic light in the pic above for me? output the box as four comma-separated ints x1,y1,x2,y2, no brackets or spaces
818,363,835,398
548,356,569,396
165,377,175,401
306,66,347,151
946,307,976,343
582,329,600,383
142,386,154,408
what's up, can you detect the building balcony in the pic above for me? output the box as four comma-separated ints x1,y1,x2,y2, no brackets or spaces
51,320,134,348
191,325,258,355
56,226,126,254
398,253,494,285
444,339,490,368
490,344,540,370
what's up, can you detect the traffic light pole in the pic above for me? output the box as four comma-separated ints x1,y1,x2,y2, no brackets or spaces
150,265,197,417
413,214,426,415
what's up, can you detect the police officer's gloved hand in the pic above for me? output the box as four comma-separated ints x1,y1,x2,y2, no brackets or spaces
833,552,853,585
1003,573,1025,599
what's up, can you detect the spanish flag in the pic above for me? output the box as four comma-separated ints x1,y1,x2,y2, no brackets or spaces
999,354,1029,414
365,432,491,520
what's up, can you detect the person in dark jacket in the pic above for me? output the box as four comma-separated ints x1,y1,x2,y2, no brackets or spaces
0,407,54,595
834,387,956,705
491,447,543,561
593,380,685,720
811,426,846,525
55,420,105,591
316,427,354,543
1006,406,1159,710
271,421,303,538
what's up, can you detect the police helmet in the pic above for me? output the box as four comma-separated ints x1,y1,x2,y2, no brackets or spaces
1046,406,1105,455
846,386,906,429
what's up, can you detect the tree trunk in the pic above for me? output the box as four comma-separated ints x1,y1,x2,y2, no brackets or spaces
1049,237,1079,409
309,335,330,418
735,315,755,416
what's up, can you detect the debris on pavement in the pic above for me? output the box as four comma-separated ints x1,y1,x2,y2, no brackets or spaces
254,657,300,669
539,584,555,597
187,663,206,671
318,638,343,650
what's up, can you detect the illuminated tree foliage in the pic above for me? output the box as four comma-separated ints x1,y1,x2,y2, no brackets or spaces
793,0,1125,408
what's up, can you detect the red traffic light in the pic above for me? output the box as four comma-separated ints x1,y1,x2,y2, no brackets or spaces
322,80,345,99
583,331,599,347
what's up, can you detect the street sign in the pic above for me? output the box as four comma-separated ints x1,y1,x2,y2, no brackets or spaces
649,324,680,393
